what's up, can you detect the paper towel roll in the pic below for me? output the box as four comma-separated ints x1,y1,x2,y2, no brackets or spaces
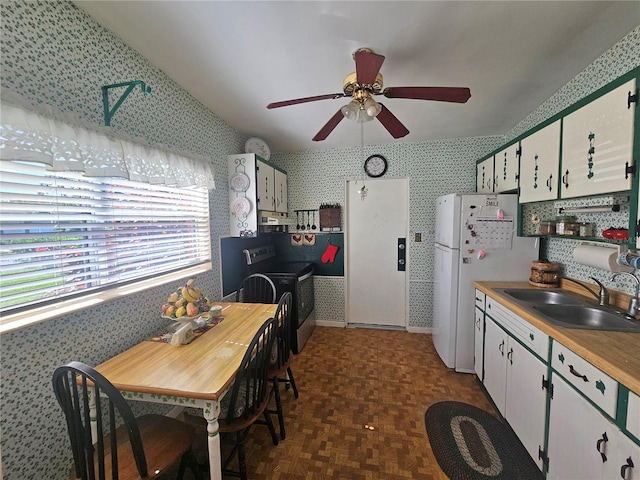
573,243,633,272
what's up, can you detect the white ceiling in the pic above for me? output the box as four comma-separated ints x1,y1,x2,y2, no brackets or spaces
74,1,639,154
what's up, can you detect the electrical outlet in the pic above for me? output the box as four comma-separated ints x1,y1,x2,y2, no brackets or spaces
415,232,422,242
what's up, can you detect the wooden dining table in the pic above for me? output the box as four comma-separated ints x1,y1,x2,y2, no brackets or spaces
94,302,278,480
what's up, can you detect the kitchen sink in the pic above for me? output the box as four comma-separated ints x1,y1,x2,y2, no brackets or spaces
497,288,585,305
531,304,640,332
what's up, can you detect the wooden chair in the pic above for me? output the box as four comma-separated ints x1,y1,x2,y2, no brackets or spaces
52,361,203,480
236,273,277,304
267,291,299,441
185,317,279,480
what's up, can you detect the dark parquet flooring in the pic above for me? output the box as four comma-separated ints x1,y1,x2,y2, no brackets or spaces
186,326,496,479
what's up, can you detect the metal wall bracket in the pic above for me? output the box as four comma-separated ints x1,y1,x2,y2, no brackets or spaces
102,80,151,126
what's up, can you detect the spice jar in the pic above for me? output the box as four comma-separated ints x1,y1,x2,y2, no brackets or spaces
540,220,556,235
579,223,593,237
556,215,577,235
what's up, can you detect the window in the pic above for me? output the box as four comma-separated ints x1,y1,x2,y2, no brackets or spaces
0,160,211,314
0,94,215,331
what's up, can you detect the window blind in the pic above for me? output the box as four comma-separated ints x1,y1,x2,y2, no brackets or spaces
0,160,211,313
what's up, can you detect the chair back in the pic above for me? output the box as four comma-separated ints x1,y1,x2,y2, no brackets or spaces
236,273,277,303
223,317,277,424
272,292,294,371
52,361,148,480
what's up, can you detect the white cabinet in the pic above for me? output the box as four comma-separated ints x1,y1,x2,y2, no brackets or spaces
476,156,494,193
548,341,640,480
547,373,613,479
228,154,287,237
494,143,520,193
474,307,484,380
482,311,548,470
256,159,275,212
519,120,561,203
607,430,640,480
274,168,287,213
560,79,635,199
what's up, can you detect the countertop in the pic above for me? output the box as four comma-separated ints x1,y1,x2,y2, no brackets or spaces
473,281,640,396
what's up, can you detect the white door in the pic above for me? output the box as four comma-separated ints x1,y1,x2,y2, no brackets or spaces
519,120,561,203
494,143,520,193
547,374,609,480
346,178,408,327
476,156,494,193
505,338,547,470
473,307,484,379
483,317,507,415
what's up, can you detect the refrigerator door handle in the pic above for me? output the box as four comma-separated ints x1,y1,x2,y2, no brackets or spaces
397,238,406,271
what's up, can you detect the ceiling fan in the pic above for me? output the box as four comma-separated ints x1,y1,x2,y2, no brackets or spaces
267,48,471,142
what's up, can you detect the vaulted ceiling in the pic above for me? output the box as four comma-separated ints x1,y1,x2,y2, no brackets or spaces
74,1,639,153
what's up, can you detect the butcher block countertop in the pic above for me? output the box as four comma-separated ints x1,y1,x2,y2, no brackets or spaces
473,281,640,396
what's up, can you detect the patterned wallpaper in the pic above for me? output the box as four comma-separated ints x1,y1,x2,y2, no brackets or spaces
0,1,638,478
0,1,243,478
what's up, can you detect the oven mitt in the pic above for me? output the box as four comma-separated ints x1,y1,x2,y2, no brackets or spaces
321,243,339,263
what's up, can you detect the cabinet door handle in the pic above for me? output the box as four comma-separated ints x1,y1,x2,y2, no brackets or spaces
562,169,569,188
621,457,634,479
568,364,589,382
596,432,608,462
498,340,505,356
507,347,513,365
546,174,553,192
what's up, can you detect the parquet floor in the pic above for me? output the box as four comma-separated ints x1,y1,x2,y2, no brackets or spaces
186,326,496,479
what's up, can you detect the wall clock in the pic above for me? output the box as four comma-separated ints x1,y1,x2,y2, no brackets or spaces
364,154,388,178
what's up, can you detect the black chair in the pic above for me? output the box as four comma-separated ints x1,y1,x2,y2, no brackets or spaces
267,291,299,441
52,361,203,480
236,273,277,304
185,317,279,480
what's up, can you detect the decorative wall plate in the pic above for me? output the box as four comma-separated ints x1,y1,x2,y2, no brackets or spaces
244,137,271,160
231,196,251,217
229,172,250,192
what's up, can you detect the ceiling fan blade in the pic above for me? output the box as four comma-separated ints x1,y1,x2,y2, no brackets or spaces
382,86,471,103
376,104,409,139
354,50,385,85
312,109,345,141
267,93,345,109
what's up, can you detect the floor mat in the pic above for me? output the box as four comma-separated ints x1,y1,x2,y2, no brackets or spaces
425,401,543,480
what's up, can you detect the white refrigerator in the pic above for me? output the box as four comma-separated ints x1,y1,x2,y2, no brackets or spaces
432,193,538,373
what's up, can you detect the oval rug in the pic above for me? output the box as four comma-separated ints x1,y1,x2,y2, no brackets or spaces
425,401,543,480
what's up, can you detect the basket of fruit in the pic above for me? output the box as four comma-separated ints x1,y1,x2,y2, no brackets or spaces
161,279,212,322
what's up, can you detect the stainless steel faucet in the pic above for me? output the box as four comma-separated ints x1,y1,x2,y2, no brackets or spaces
562,276,610,306
611,272,640,320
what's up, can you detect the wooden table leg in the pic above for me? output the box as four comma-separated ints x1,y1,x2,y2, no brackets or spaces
204,399,222,480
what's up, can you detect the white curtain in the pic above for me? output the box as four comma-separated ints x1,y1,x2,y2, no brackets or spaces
0,91,215,189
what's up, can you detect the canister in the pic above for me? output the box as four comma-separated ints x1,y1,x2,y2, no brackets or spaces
556,215,577,235
579,223,593,237
540,220,556,235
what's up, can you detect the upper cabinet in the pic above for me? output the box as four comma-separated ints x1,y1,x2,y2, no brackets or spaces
228,153,287,237
519,120,561,203
560,79,636,199
494,143,520,193
476,155,494,193
274,168,287,213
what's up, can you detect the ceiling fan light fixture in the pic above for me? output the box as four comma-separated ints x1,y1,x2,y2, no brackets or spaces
363,97,382,118
340,99,360,121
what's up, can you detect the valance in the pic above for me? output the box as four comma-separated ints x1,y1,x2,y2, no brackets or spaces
0,91,215,189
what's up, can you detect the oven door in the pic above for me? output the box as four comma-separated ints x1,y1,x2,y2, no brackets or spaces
296,271,314,327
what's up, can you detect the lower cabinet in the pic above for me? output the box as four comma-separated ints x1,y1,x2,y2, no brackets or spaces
473,307,484,380
547,341,640,480
483,316,547,470
479,290,640,479
547,373,639,480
